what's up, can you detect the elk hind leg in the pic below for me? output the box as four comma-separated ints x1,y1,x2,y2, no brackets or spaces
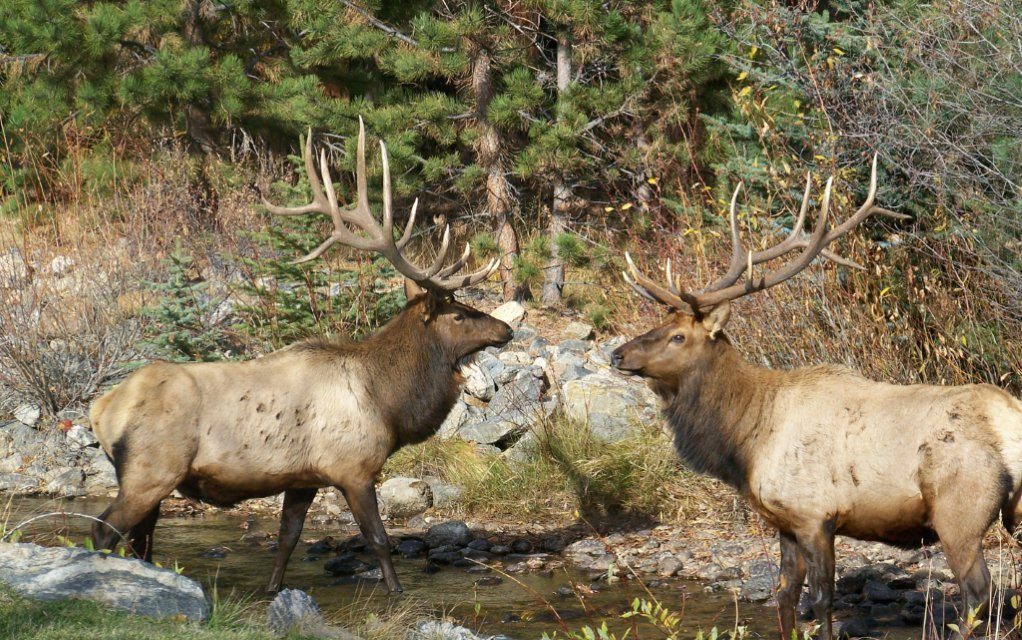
340,481,401,593
777,531,807,640
266,488,317,594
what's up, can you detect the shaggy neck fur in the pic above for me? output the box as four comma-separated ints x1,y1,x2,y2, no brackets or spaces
358,303,465,449
665,337,779,493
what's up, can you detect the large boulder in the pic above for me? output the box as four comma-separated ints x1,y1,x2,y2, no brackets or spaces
561,374,660,442
409,620,513,640
0,542,209,621
379,477,433,518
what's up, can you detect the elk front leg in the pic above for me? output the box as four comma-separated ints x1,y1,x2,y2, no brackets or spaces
777,531,807,640
266,488,317,594
797,522,836,640
340,482,402,593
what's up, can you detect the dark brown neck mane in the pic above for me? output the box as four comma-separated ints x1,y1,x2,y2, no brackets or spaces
664,339,779,493
299,302,465,450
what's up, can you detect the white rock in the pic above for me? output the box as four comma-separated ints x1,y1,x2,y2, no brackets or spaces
379,477,433,519
561,321,594,341
66,425,99,448
489,301,526,326
49,255,75,275
462,362,495,401
13,404,41,427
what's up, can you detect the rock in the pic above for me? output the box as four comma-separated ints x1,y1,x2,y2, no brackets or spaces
379,477,433,519
489,301,525,327
565,539,608,558
740,561,777,601
424,479,463,509
657,555,683,577
487,374,544,416
475,352,509,385
837,566,879,595
0,248,29,284
0,473,39,493
267,588,361,639
397,539,427,558
863,579,901,603
13,404,41,428
561,321,594,341
437,402,471,439
501,430,538,463
49,255,75,275
424,521,472,548
65,425,99,448
835,617,871,639
409,620,512,640
44,468,85,497
561,375,659,442
324,554,373,576
462,362,496,401
457,413,528,446
557,339,591,353
0,541,209,621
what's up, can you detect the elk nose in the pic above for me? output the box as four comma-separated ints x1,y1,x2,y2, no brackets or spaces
610,351,623,368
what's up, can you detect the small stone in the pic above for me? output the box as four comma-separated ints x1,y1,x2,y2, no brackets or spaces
657,556,683,577
836,618,871,639
561,321,594,341
511,540,532,554
489,545,510,556
489,301,526,326
555,586,574,598
14,404,41,427
424,521,472,548
241,531,270,545
307,537,336,555
476,576,503,587
379,477,433,519
397,539,427,558
324,554,373,576
863,579,902,603
200,547,230,559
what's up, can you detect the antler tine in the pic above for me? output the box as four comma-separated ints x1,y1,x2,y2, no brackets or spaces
705,184,749,291
625,155,903,313
396,198,418,250
623,252,686,309
437,244,472,278
267,118,500,293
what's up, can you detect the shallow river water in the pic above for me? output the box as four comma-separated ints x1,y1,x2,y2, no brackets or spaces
4,496,923,639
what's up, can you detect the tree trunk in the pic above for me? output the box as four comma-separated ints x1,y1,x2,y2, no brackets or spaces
182,0,216,155
472,47,522,301
541,29,573,307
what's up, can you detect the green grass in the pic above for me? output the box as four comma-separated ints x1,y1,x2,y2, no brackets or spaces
0,587,310,640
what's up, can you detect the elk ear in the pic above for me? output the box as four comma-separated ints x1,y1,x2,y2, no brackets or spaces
420,291,444,322
404,278,426,302
701,302,731,340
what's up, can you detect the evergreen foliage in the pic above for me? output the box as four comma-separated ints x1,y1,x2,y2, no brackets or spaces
142,243,231,362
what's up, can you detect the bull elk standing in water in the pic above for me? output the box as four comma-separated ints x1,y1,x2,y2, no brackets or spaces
90,120,512,594
612,160,1022,639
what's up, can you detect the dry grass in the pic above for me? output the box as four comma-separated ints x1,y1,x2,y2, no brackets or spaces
385,414,738,524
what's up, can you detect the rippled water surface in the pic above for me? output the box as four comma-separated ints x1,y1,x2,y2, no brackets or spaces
4,496,921,639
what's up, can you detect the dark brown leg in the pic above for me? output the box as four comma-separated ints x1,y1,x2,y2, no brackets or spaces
266,488,317,594
778,531,807,640
797,522,836,640
340,483,402,593
92,487,169,555
128,504,161,562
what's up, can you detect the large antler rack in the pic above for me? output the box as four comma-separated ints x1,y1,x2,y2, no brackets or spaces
622,155,910,313
263,118,498,294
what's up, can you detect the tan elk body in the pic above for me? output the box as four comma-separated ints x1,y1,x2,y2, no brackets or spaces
612,161,1022,639
90,121,512,594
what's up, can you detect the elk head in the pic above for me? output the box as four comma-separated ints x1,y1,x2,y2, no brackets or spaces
263,118,512,355
612,157,909,386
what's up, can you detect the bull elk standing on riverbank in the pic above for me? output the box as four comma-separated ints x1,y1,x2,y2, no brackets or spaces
612,160,1022,639
90,120,512,594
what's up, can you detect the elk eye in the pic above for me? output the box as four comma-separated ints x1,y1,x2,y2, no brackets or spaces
453,313,465,323
671,334,685,344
